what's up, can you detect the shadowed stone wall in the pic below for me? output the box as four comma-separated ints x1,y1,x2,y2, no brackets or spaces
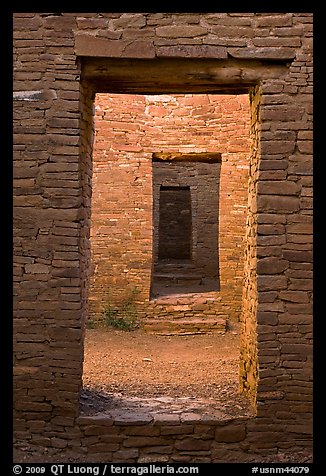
13,12,312,462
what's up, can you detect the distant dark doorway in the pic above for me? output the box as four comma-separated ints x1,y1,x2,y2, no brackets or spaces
158,186,192,261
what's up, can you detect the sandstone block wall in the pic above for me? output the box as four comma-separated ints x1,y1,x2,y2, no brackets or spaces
13,12,313,462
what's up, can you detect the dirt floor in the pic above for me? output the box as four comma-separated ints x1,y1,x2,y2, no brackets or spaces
80,327,253,418
14,328,313,463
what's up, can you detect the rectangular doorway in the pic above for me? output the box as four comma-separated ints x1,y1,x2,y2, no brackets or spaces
80,84,256,425
151,154,222,298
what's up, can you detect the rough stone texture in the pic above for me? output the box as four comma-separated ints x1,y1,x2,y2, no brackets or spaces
13,12,313,463
239,86,261,405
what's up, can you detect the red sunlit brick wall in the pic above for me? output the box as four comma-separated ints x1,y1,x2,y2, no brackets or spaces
89,93,251,324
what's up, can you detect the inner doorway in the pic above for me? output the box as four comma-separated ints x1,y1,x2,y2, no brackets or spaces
151,152,222,298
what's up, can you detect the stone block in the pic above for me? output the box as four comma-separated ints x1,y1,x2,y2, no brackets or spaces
142,446,173,454
153,414,180,425
228,47,296,60
123,41,155,59
111,14,146,30
122,437,171,448
88,443,120,453
99,435,124,444
51,416,75,427
288,160,312,176
282,250,313,263
259,171,287,181
260,140,296,155
51,437,68,449
261,106,304,122
15,401,52,412
256,311,278,325
256,14,293,27
156,45,227,58
113,412,154,425
287,222,312,234
114,448,139,460
257,223,285,235
83,426,117,436
14,16,42,30
75,34,128,57
279,291,310,303
175,437,212,451
282,340,312,352
13,89,57,102
180,413,202,423
48,326,81,341
13,366,40,376
288,278,312,291
124,426,160,436
215,423,246,442
257,257,288,275
160,426,192,436
253,37,301,48
156,25,207,38
138,455,170,463
258,180,299,196
257,235,286,246
297,140,313,154
77,18,108,29
257,275,288,291
257,195,300,213
24,263,50,274
259,159,288,171
285,424,313,435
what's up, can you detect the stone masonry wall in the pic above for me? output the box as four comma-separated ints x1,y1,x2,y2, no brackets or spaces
13,13,313,462
239,86,261,404
89,93,250,328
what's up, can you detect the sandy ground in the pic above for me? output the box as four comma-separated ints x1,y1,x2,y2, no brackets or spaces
14,328,313,463
81,328,253,418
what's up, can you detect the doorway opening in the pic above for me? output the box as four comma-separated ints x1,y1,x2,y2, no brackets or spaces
81,89,254,420
79,57,263,420
151,152,222,298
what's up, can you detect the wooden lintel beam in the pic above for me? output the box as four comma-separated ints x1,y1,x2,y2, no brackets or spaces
152,152,222,163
